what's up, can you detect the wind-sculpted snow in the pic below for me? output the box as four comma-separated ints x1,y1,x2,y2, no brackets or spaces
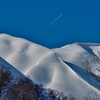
0,33,100,99
0,33,51,73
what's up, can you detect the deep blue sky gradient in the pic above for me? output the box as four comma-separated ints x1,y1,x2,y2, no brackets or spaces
0,0,100,48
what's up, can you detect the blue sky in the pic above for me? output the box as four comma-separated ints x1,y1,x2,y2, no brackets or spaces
0,0,100,48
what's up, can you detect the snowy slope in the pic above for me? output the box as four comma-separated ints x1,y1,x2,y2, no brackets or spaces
0,33,51,73
0,33,100,99
0,56,25,78
52,43,100,67
0,56,53,100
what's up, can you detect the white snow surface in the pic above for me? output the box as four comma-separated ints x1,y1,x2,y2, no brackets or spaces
0,33,100,99
0,56,25,78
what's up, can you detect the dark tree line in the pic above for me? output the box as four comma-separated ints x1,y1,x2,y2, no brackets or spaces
0,65,13,98
0,65,75,100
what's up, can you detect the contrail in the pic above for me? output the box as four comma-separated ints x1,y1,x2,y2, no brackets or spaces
40,14,62,34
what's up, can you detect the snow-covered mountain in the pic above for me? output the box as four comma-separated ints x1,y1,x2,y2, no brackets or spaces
0,33,100,99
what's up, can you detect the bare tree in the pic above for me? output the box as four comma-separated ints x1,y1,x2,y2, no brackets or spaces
33,84,45,100
45,88,57,100
0,65,13,98
45,88,75,100
62,96,68,100
81,51,100,89
6,77,36,100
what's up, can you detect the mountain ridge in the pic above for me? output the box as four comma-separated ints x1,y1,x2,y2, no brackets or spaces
0,33,100,99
